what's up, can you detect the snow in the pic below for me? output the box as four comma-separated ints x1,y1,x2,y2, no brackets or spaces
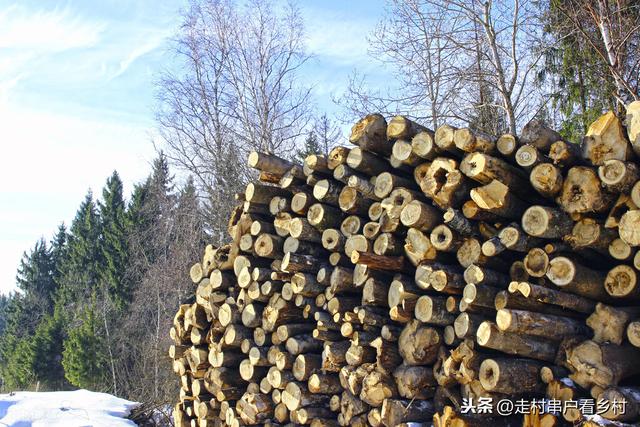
0,389,139,426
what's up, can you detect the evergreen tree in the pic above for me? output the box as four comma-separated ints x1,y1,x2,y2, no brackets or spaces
62,300,108,390
49,224,68,287
539,0,618,141
295,131,321,162
29,308,67,389
15,239,56,329
56,192,102,310
98,171,130,309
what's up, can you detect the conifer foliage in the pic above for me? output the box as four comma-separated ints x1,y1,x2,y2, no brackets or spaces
0,154,205,403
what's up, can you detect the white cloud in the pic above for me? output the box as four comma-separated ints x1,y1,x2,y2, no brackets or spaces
0,5,104,52
304,8,377,65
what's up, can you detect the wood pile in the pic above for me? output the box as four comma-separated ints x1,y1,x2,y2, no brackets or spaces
170,101,640,427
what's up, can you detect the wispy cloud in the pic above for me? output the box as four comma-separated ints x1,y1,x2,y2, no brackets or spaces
0,5,104,52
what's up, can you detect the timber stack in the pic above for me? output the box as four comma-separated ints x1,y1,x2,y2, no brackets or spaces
170,100,640,427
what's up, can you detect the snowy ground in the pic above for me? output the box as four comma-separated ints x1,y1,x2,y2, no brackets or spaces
0,389,139,426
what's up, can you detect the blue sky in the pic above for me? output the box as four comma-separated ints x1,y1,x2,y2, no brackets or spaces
0,0,388,294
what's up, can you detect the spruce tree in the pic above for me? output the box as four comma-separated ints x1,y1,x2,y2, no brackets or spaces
98,171,130,309
15,239,56,328
295,131,321,162
56,192,102,310
29,308,67,389
62,300,108,390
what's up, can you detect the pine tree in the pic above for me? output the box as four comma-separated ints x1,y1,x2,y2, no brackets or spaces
98,171,130,309
62,300,108,390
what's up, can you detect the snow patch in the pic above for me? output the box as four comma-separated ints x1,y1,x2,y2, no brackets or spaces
0,389,139,426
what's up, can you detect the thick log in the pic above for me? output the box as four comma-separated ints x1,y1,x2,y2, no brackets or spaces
454,128,496,153
469,179,527,219
399,199,440,232
289,217,322,243
434,124,461,155
411,130,439,159
415,295,456,326
245,183,288,205
380,398,434,427
321,228,345,252
566,340,640,389
360,370,398,406
418,157,469,208
341,215,363,237
619,210,640,247
307,203,343,229
546,256,610,301
430,225,462,253
375,172,417,200
398,320,442,365
328,146,351,170
609,238,634,261
598,160,639,193
496,309,589,339
516,281,596,314
567,218,616,253
349,113,391,156
496,133,518,158
529,162,564,198
476,321,557,362
558,166,614,214
605,265,640,301
347,147,389,176
291,192,315,215
520,119,562,151
283,381,330,411
586,303,640,345
373,233,403,256
479,358,544,395
582,111,632,165
521,206,573,239
248,151,296,176
313,179,343,206
460,152,529,190
599,386,640,422
515,144,549,170
339,186,372,216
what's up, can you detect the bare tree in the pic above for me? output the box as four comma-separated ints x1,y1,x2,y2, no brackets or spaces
340,0,545,135
156,0,312,242
336,0,463,129
313,113,342,155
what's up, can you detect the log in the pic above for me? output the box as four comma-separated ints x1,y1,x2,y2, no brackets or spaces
515,144,549,170
479,358,544,395
248,151,296,176
529,163,564,198
598,160,639,193
599,386,640,422
496,309,589,339
398,320,442,365
411,130,439,159
434,124,460,155
516,281,596,314
605,265,640,301
460,152,529,190
566,340,640,389
586,303,640,345
454,128,496,153
350,113,391,156
496,133,518,158
350,251,407,272
546,256,610,301
328,146,351,170
619,210,640,247
415,295,456,326
380,398,434,427
347,147,390,176
469,179,527,219
558,166,614,214
400,199,441,232
582,111,632,165
476,321,557,362
520,119,562,151
521,206,573,239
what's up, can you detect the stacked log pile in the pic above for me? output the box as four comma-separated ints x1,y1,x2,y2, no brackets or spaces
170,101,640,427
